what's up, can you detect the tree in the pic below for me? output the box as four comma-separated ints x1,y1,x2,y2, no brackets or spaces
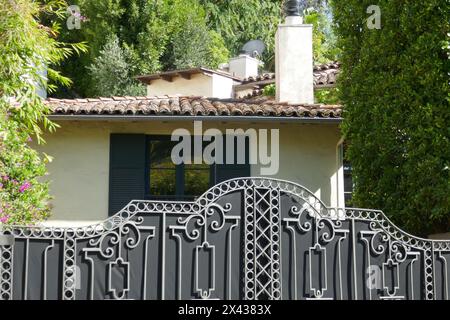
172,15,229,70
0,0,86,225
56,0,229,97
304,7,340,64
55,0,339,97
201,0,283,70
331,0,450,235
87,35,146,97
202,0,338,70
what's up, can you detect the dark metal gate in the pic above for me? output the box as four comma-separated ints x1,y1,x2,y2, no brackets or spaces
0,178,449,300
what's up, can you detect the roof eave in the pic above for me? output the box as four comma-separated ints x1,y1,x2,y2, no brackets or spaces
48,114,342,124
136,67,242,84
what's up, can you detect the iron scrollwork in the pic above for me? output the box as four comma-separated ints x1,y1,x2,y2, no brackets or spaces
0,178,448,300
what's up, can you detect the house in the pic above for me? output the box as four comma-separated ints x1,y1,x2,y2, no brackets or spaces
37,10,346,227
4,2,450,302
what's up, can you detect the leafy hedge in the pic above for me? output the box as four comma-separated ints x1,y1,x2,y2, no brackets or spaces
0,0,85,225
331,0,450,235
0,116,52,224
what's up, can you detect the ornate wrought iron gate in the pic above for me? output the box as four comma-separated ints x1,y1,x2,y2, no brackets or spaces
0,178,449,300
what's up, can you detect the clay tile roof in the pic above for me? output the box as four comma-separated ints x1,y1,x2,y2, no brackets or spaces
46,96,342,120
136,67,242,83
242,73,276,84
313,62,341,87
239,61,341,89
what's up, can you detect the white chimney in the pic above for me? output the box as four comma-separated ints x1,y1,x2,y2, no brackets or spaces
275,9,314,104
228,54,260,79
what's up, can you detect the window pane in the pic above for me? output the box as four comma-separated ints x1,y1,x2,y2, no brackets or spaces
150,169,176,196
151,161,176,170
147,137,212,199
187,163,210,170
185,166,210,197
149,140,177,169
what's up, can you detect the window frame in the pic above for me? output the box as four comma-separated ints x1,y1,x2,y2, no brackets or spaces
144,135,214,201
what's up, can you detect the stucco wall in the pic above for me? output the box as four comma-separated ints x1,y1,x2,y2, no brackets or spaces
146,73,235,99
146,74,213,97
34,120,343,226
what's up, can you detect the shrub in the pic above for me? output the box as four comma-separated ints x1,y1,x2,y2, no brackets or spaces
0,0,86,225
332,0,450,235
87,35,146,97
0,115,52,224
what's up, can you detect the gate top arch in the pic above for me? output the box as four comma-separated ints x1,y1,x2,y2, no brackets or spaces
1,177,449,252
1,177,450,301
0,178,326,240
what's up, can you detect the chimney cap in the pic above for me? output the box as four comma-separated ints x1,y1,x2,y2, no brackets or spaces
284,0,303,17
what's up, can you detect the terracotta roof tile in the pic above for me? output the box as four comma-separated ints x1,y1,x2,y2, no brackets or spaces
46,96,342,120
238,62,341,98
242,73,276,84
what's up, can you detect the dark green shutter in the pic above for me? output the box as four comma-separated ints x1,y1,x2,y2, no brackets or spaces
214,136,251,183
108,134,146,216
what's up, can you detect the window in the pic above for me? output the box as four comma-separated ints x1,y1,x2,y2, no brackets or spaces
184,163,210,197
109,133,250,215
146,136,212,201
148,138,178,198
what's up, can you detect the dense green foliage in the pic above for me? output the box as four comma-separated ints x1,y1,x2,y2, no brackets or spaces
0,115,52,225
202,0,338,68
56,0,338,98
332,0,450,235
304,9,340,64
201,0,283,70
315,87,340,104
58,0,230,97
0,0,85,225
171,14,229,70
87,35,146,97
262,84,276,97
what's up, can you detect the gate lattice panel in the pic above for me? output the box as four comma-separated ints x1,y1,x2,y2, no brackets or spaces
244,187,281,300
0,178,449,300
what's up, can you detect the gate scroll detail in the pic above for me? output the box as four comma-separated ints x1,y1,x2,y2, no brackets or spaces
0,178,449,300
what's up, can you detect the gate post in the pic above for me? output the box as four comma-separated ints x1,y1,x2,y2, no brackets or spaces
0,232,14,300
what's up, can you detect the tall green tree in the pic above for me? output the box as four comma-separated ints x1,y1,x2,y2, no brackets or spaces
172,15,229,70
57,0,229,97
0,0,86,225
201,0,283,70
202,0,337,70
56,0,339,97
332,0,450,235
87,35,146,97
305,7,340,64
